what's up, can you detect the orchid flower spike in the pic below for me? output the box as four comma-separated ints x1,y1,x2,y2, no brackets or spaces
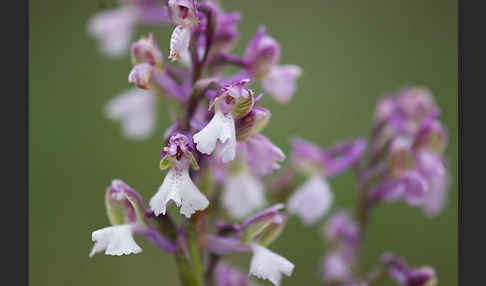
193,79,254,163
150,133,209,218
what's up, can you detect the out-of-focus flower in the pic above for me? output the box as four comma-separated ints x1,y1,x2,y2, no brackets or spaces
105,88,157,140
244,26,302,103
381,252,437,286
244,26,280,78
88,7,138,57
242,134,285,175
287,174,333,225
367,87,450,217
322,250,352,283
221,168,266,220
129,62,154,89
213,262,250,286
88,0,169,57
288,137,366,224
323,211,360,247
261,65,302,103
131,32,164,69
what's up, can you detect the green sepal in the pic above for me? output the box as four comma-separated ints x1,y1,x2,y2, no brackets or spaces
257,219,286,247
186,152,200,171
160,155,172,170
232,91,254,119
126,196,149,227
105,196,125,226
241,217,274,244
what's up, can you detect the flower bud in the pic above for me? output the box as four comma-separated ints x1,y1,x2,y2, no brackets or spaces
105,179,148,226
323,211,360,247
232,89,254,119
412,119,447,154
381,252,437,286
256,214,286,247
131,33,164,70
240,204,284,244
406,267,437,286
396,87,439,122
166,0,199,28
128,63,154,89
244,26,280,78
388,137,414,178
235,110,257,142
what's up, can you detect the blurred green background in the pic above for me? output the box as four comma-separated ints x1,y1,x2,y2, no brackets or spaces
29,0,457,285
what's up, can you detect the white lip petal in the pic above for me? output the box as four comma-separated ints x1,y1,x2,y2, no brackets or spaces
221,171,266,219
193,109,236,161
150,167,209,218
169,25,191,61
287,175,333,225
90,224,142,257
249,244,294,286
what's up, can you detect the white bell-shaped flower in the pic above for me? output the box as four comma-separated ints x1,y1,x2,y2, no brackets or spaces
249,243,294,286
287,174,333,225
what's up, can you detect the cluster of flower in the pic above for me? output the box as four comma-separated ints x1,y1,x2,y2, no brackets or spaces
87,1,448,286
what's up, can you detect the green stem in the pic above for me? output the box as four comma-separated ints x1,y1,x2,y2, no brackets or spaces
187,226,205,286
175,253,199,286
